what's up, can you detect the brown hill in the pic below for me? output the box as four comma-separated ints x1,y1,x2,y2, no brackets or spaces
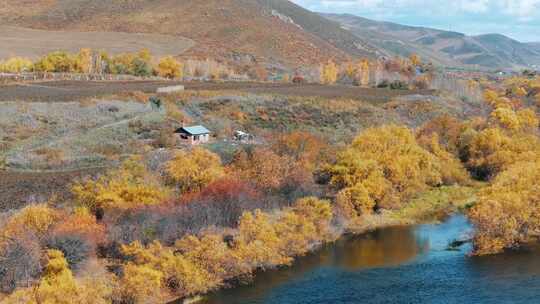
0,0,376,66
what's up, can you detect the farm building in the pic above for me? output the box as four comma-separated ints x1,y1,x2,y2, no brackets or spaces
175,125,211,145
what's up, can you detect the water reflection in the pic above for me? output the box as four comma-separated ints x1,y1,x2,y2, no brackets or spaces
201,224,426,304
332,226,427,270
200,216,540,304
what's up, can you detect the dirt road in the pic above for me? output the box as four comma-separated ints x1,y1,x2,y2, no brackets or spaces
0,81,435,103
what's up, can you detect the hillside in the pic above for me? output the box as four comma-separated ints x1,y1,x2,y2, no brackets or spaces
0,0,378,67
323,13,540,70
0,26,194,60
527,42,540,54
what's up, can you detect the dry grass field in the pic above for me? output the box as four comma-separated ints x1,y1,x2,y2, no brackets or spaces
0,80,184,102
0,169,103,212
0,81,435,103
0,79,478,211
0,26,194,59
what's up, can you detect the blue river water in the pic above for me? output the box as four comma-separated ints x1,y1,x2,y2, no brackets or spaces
200,215,540,304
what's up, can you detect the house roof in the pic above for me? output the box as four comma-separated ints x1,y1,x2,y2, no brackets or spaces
177,125,211,135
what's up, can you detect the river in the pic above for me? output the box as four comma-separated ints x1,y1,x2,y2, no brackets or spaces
200,215,540,304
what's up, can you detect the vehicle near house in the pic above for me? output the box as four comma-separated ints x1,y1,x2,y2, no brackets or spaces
175,125,211,145
233,130,255,143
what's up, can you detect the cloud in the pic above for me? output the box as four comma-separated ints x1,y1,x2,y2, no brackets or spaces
292,0,540,17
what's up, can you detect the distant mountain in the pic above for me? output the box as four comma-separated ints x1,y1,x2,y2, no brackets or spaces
528,43,540,53
323,13,540,70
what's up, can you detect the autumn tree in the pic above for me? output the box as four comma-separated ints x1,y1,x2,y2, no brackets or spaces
356,59,370,87
0,57,33,73
72,157,169,214
469,159,540,255
327,125,466,218
121,240,216,299
75,48,92,74
157,56,183,79
117,263,164,303
34,51,77,72
321,60,338,84
2,250,112,304
271,131,328,171
410,53,421,66
180,178,262,226
107,50,154,76
1,204,59,241
230,148,291,191
166,148,225,193
117,196,335,302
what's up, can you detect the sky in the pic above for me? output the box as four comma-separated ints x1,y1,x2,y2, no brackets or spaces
290,0,540,42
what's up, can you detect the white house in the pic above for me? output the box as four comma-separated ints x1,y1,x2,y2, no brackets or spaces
175,125,211,145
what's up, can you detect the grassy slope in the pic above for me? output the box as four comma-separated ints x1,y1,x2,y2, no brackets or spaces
0,26,194,59
0,0,351,66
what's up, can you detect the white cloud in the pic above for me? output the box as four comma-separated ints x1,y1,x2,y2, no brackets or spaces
500,0,540,20
292,0,540,17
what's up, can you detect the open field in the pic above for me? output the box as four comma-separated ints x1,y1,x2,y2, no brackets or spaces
0,81,470,212
0,80,435,103
0,26,194,59
0,169,103,212
0,80,184,102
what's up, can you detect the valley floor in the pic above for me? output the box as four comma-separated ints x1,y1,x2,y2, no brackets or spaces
0,80,435,103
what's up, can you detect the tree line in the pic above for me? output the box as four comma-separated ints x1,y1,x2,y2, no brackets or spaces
0,49,234,80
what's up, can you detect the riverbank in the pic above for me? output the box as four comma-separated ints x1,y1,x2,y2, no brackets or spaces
176,185,478,304
199,215,477,304
345,185,478,234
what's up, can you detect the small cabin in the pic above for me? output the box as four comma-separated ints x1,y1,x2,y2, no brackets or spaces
175,125,211,145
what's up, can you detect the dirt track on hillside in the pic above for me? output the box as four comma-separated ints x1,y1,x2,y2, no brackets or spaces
0,81,435,103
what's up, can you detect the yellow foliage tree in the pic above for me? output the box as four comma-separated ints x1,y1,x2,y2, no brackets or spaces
72,157,169,213
326,125,464,217
75,48,92,74
1,204,59,241
466,127,540,179
157,56,184,79
118,263,164,303
230,148,291,191
483,89,500,107
356,59,370,87
469,159,540,255
121,240,216,298
34,51,77,73
117,196,335,301
174,234,238,284
410,53,421,66
138,49,152,63
490,107,521,130
166,148,224,193
0,57,33,73
2,250,112,304
321,60,338,84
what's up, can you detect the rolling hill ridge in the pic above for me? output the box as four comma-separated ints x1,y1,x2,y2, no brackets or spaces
0,0,538,70
0,0,378,66
323,13,540,70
